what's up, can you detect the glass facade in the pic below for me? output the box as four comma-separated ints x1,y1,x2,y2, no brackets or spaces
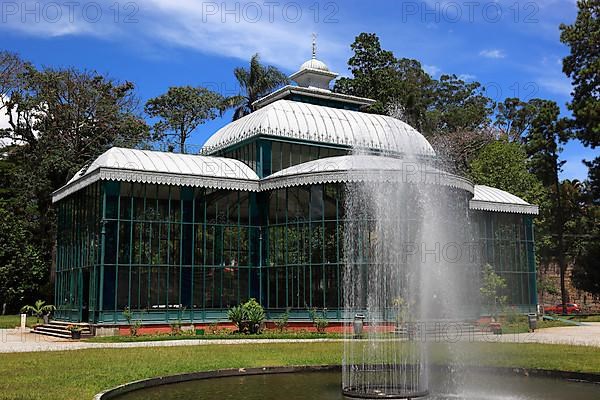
221,139,348,177
264,184,344,319
54,139,538,324
475,211,537,313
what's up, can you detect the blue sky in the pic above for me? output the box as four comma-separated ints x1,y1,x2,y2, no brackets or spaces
0,0,596,180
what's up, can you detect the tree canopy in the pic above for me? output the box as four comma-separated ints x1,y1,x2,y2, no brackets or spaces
145,86,224,153
334,33,494,136
0,53,150,310
0,204,45,313
470,139,546,205
560,0,600,148
224,53,289,121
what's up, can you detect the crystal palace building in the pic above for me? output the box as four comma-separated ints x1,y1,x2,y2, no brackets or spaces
51,54,539,327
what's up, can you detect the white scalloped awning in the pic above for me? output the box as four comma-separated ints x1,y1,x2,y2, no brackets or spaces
261,155,474,193
201,100,436,158
52,147,260,202
470,185,539,215
54,150,539,218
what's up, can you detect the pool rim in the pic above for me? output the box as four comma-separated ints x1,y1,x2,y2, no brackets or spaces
93,365,600,400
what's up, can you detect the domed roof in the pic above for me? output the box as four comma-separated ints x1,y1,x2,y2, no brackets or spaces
300,58,330,71
202,100,436,158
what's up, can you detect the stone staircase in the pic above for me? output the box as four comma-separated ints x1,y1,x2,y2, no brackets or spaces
32,320,92,339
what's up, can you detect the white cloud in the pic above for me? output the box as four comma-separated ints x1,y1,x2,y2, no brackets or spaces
458,74,476,81
538,77,572,97
0,1,349,71
140,0,349,70
521,56,573,99
0,105,13,148
423,65,441,77
0,109,9,131
479,49,506,59
0,1,118,38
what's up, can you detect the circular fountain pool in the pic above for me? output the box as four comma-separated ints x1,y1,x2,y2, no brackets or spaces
111,369,599,400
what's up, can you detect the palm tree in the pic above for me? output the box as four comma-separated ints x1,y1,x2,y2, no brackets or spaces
224,54,289,121
21,300,55,324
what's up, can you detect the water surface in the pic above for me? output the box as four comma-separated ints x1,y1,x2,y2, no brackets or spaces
116,370,599,400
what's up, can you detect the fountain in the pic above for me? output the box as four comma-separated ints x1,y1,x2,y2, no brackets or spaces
341,154,479,399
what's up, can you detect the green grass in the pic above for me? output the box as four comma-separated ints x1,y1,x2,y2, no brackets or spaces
0,315,36,329
0,342,599,400
86,331,342,343
569,315,600,323
500,319,572,334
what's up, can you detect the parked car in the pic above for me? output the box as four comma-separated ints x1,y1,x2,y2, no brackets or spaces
543,303,581,314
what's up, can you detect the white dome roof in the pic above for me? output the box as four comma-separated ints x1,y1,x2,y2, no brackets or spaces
300,58,330,71
202,100,436,157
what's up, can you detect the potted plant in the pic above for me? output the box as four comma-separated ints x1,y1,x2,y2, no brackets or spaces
227,299,266,335
244,298,265,334
227,304,247,333
308,307,329,334
66,324,83,339
20,300,56,326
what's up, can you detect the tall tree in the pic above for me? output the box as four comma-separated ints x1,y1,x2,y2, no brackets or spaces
225,54,289,121
334,33,494,136
567,176,600,296
1,61,149,286
0,51,27,103
524,99,571,313
145,86,224,153
572,242,600,296
334,33,434,131
0,204,45,313
494,97,537,142
560,1,600,232
428,128,494,175
560,0,600,148
469,139,547,204
583,156,600,204
427,74,495,135
2,67,149,181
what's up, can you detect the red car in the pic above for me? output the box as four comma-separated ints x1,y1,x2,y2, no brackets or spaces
543,303,581,314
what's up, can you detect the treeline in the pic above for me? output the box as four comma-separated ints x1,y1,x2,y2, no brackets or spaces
331,2,598,309
0,1,597,313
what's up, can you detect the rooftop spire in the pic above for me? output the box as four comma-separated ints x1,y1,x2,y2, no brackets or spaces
312,33,317,59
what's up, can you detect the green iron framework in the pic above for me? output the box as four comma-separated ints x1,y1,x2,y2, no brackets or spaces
54,137,537,324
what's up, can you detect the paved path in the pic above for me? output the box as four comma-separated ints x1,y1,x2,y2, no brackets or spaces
0,328,341,353
2,323,600,353
495,322,600,347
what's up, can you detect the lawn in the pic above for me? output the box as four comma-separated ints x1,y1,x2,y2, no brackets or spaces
1,342,599,400
570,315,600,323
500,318,572,334
0,314,36,329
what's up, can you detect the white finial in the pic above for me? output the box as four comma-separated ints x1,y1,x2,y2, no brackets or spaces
312,33,317,59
